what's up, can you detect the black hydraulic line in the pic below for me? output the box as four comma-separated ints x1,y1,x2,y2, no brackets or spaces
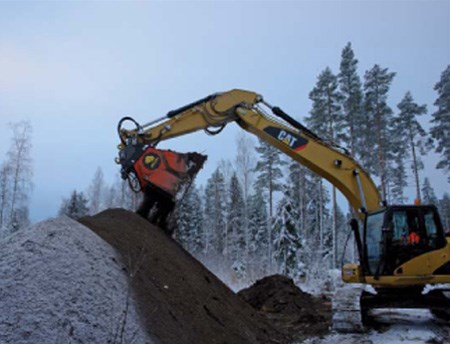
204,124,226,136
117,116,141,144
166,94,217,118
350,218,368,275
271,106,323,141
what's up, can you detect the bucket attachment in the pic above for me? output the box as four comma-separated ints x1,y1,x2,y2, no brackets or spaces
133,146,207,199
119,144,206,233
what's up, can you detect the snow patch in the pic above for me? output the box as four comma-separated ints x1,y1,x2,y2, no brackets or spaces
299,308,450,344
0,216,154,344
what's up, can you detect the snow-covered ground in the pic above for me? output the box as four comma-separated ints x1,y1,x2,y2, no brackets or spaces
301,308,450,344
0,216,154,344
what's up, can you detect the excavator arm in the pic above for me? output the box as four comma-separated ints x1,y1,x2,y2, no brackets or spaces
118,89,382,216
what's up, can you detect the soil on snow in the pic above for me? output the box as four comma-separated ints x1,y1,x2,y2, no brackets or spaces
80,208,289,344
238,275,332,342
80,209,332,344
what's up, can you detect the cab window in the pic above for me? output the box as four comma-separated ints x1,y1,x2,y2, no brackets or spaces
366,211,385,274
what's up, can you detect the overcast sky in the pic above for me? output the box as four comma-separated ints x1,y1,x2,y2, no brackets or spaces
0,0,449,222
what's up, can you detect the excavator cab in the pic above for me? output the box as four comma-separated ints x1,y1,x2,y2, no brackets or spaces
346,204,449,282
364,205,447,277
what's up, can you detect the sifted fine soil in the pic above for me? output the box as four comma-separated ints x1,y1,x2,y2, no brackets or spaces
80,209,289,344
238,275,331,342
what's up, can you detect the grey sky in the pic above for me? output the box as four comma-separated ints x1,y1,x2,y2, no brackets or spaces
0,1,449,222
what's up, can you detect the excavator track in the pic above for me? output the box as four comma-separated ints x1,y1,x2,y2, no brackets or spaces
428,288,450,322
332,284,366,333
332,285,450,332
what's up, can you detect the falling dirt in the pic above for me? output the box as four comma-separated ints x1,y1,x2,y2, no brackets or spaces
238,275,332,342
80,209,289,344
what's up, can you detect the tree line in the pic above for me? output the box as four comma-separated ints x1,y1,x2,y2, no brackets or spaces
169,43,450,286
57,43,450,287
2,42,449,288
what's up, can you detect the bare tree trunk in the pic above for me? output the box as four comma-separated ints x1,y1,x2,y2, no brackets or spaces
319,180,324,252
0,165,10,229
332,186,337,268
268,174,273,272
410,132,421,202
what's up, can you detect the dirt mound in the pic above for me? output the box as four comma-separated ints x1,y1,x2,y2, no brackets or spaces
80,209,289,344
238,275,331,341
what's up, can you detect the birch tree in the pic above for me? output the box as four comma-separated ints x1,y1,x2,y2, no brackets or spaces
235,132,256,260
88,167,106,214
6,121,33,231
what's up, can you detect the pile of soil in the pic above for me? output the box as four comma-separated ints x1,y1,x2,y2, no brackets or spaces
238,275,331,341
80,209,289,344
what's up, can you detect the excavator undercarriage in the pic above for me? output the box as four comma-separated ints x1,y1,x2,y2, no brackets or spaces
333,285,450,332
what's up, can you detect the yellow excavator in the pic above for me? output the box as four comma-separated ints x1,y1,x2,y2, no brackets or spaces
116,89,450,331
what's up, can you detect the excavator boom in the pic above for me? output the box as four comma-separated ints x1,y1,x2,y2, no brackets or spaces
118,89,381,216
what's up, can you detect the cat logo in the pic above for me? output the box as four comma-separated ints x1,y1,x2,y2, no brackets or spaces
143,153,161,170
263,126,308,151
278,130,298,148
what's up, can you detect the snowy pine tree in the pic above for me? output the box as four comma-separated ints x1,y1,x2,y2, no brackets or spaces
389,156,408,204
430,66,450,183
392,91,429,202
58,190,89,220
175,182,204,256
306,66,343,267
307,67,343,143
203,168,226,260
334,204,348,265
362,64,396,200
254,138,286,270
287,162,309,238
306,173,331,258
302,172,332,282
338,42,364,157
439,193,450,231
421,177,439,205
226,173,246,279
272,184,302,279
247,187,269,278
189,185,205,257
